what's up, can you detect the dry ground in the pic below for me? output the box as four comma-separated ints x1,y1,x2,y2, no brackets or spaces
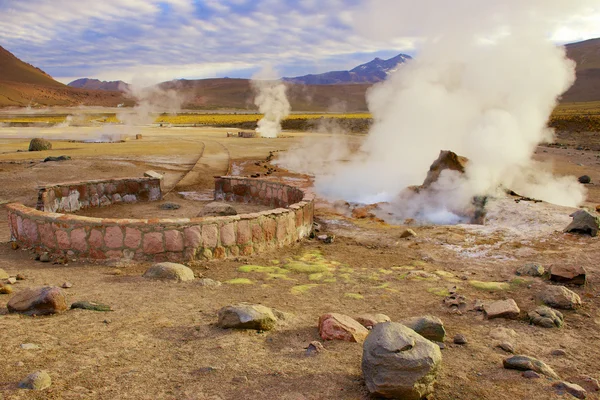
0,124,599,400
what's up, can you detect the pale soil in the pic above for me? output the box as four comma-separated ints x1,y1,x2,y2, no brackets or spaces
0,124,599,400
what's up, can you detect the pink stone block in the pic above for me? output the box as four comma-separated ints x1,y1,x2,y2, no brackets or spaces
89,229,103,248
276,217,287,242
202,224,218,248
251,223,263,242
220,223,236,247
105,250,123,259
124,227,142,249
38,223,56,249
23,219,39,243
165,230,184,252
70,228,87,252
104,226,123,249
143,232,164,254
237,220,251,245
184,226,202,248
56,230,70,250
263,218,276,241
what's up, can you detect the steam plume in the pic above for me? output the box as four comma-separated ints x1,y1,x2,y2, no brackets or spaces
252,67,291,138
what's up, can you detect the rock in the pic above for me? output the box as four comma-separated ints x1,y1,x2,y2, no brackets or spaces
318,313,369,343
503,355,559,379
28,138,52,151
422,150,468,189
159,202,180,210
443,293,467,312
7,286,68,316
551,349,567,356
538,286,582,310
16,274,26,281
317,234,335,243
564,209,600,237
549,265,587,286
20,343,40,350
405,271,439,280
553,381,587,399
0,268,8,280
11,242,19,250
400,229,417,238
498,342,516,354
71,301,112,312
18,371,52,390
522,371,541,379
0,284,13,294
39,253,51,263
578,175,591,184
15,361,25,367
305,341,325,356
355,313,391,329
143,262,195,282
197,278,222,287
400,315,446,342
516,263,545,277
144,170,163,180
484,299,520,319
453,334,468,345
7,277,17,284
528,306,564,328
43,155,71,162
569,376,600,392
217,303,279,331
61,282,73,289
197,201,237,217
362,322,442,400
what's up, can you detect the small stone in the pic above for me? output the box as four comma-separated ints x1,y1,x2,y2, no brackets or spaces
143,262,195,282
453,334,468,345
16,274,25,281
473,299,485,311
516,263,545,277
436,341,445,349
522,371,541,379
18,370,52,390
317,234,334,243
578,175,591,184
20,343,40,350
231,376,248,384
538,285,582,310
144,170,164,179
569,376,600,392
7,277,17,284
305,341,325,356
15,361,25,367
549,265,587,286
318,313,369,343
61,282,73,289
71,301,113,312
528,306,564,328
400,315,446,342
7,286,68,316
0,268,8,279
503,355,559,379
551,349,567,356
498,342,516,353
218,303,279,331
564,209,599,237
400,229,417,238
405,271,439,280
355,313,391,329
0,284,13,294
39,253,51,263
553,381,587,399
159,202,180,210
43,155,71,162
197,278,222,288
11,242,19,250
197,202,237,217
484,299,520,319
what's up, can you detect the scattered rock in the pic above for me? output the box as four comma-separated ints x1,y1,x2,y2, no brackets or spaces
144,170,164,180
578,175,591,184
61,282,73,289
473,299,485,311
318,313,369,343
503,355,559,379
7,277,17,284
18,370,52,390
28,138,52,152
564,209,599,237
159,202,180,210
443,293,467,312
231,375,248,384
197,202,237,217
405,271,439,280
538,286,582,310
0,268,8,280
528,306,564,328
20,343,40,350
569,376,600,393
15,361,25,367
522,371,541,379
553,381,587,399
143,262,195,282
217,303,279,331
362,322,442,400
43,155,71,162
400,229,417,238
516,263,545,277
484,299,520,319
39,253,51,263
498,342,516,354
400,315,446,342
316,234,335,244
7,286,68,316
11,242,19,250
71,301,112,312
549,265,587,286
0,284,13,294
551,349,567,357
422,150,468,189
305,341,325,356
355,313,391,329
453,334,468,345
16,274,26,281
197,278,222,288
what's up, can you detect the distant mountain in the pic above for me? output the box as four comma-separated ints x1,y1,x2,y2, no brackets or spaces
68,78,130,92
284,54,412,85
562,38,600,103
0,45,63,87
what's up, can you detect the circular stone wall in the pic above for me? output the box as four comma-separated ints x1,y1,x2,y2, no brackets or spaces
6,176,314,262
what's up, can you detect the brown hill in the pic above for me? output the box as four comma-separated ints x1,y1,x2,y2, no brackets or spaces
562,38,600,102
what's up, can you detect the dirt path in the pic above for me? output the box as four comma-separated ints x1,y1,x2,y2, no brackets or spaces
169,140,231,192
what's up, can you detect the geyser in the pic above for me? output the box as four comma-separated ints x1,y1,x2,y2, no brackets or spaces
251,67,291,138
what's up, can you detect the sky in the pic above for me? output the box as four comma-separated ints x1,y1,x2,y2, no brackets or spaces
1,0,600,85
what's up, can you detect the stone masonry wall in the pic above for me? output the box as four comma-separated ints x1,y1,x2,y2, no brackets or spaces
36,177,162,213
7,177,314,261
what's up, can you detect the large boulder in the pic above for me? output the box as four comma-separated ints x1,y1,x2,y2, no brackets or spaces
564,209,600,237
400,315,446,342
421,150,468,189
528,306,564,328
362,322,442,400
319,313,369,343
28,138,52,151
18,371,52,390
538,286,582,310
549,265,587,286
143,263,195,282
355,313,391,329
197,202,237,217
484,299,520,320
217,303,279,331
7,286,68,316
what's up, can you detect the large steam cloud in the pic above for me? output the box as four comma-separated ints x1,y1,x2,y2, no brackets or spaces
252,67,291,138
280,0,594,223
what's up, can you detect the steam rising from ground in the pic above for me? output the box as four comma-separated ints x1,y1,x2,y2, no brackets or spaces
252,67,291,138
279,0,592,223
